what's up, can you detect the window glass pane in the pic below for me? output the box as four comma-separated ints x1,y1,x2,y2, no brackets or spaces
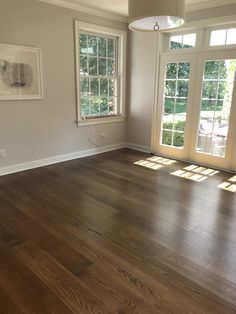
81,96,90,116
170,35,183,49
100,97,109,115
162,130,172,145
165,81,176,97
176,99,187,114
109,79,116,97
161,62,190,148
173,132,184,147
90,78,99,96
183,33,196,48
218,82,227,100
197,59,236,157
164,98,175,115
201,99,216,113
166,63,177,79
107,59,115,76
219,61,228,79
210,30,226,46
90,99,101,116
178,62,190,79
88,57,97,76
98,58,106,76
98,37,107,57
204,61,220,79
108,39,115,58
87,35,97,56
100,78,108,96
80,78,89,95
177,81,188,97
80,34,88,55
226,28,236,45
202,81,218,99
170,33,196,50
80,56,88,76
174,119,185,131
109,97,116,115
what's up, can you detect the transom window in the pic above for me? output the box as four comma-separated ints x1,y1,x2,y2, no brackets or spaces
75,21,127,126
170,33,197,50
210,28,236,46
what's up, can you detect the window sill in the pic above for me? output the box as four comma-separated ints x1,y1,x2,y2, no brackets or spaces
76,115,126,127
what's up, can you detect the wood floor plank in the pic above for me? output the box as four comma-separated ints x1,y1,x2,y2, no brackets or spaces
0,241,73,314
0,148,235,313
14,240,115,314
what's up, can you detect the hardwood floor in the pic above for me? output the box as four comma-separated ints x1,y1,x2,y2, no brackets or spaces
0,148,236,313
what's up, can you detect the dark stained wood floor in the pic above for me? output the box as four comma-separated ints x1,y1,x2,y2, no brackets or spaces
0,148,236,313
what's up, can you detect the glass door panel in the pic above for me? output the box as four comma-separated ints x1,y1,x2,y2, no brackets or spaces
161,62,190,148
196,59,236,157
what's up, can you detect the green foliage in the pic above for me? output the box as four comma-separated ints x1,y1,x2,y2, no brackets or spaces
170,41,193,50
162,121,185,147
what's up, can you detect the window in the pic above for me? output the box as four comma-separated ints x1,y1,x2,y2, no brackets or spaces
210,28,236,46
170,33,196,50
161,61,190,147
197,59,236,157
75,21,127,126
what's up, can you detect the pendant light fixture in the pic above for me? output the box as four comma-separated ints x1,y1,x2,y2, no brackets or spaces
128,0,185,32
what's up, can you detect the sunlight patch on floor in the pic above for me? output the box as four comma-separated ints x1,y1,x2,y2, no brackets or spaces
134,156,176,171
146,156,176,165
218,175,236,192
229,175,236,183
218,182,236,193
171,170,208,182
134,160,163,170
184,165,219,176
171,165,219,182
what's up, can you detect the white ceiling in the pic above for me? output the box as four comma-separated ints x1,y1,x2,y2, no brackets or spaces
53,0,236,17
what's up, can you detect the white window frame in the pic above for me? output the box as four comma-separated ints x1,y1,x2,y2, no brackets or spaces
75,21,127,126
153,24,236,171
206,24,236,50
162,29,203,54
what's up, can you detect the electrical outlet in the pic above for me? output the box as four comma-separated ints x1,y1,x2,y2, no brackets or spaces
0,149,6,158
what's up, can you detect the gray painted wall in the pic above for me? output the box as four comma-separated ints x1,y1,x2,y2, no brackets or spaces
127,31,157,149
0,0,127,168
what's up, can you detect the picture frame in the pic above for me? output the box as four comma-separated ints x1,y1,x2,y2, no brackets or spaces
0,43,43,100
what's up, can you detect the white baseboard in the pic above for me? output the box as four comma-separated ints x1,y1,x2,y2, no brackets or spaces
126,142,151,153
0,142,126,176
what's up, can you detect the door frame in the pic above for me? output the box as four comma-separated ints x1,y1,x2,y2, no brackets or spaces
155,53,197,160
154,51,236,171
188,50,236,170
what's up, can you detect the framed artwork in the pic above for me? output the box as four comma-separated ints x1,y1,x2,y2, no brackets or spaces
0,43,43,100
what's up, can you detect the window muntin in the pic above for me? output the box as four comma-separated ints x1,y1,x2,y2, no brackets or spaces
197,59,236,157
210,28,236,46
170,33,197,50
79,33,119,118
161,62,190,148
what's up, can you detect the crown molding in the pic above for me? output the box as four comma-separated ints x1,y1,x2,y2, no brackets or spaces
37,0,128,23
186,0,236,12
37,0,235,24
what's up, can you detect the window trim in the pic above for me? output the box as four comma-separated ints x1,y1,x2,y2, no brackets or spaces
206,24,236,49
74,20,127,127
162,29,203,54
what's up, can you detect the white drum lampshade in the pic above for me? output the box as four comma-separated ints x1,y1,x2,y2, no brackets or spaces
128,0,185,32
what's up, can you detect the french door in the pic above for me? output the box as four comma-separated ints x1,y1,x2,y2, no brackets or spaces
155,51,236,171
